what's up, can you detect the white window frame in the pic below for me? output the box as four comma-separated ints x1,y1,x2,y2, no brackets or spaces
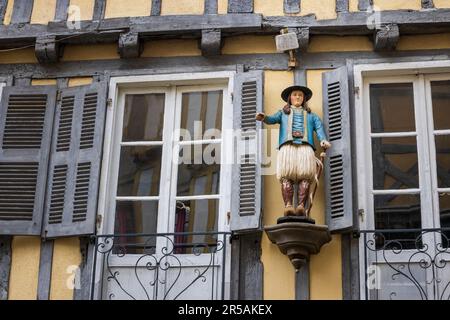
354,60,450,300
93,71,235,300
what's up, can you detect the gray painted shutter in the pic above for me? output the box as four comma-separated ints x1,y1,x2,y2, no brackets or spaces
323,66,353,232
0,86,57,235
43,82,107,238
231,71,263,233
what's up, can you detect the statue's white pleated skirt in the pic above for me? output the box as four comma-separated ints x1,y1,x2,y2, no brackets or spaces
276,143,318,182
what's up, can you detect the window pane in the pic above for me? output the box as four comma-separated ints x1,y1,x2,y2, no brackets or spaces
114,200,159,254
374,194,422,249
431,80,450,130
117,146,162,196
435,135,450,188
372,137,419,190
174,199,219,254
180,91,223,140
440,192,450,248
122,94,165,141
177,144,220,196
370,83,415,133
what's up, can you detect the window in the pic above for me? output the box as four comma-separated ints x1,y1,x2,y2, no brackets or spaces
356,64,450,300
97,73,234,300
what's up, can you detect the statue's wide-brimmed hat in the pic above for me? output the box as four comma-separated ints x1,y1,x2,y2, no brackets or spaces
281,85,313,103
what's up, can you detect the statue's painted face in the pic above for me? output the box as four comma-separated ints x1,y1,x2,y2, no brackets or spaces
289,90,304,107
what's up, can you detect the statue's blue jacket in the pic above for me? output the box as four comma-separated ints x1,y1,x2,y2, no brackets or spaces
263,108,327,150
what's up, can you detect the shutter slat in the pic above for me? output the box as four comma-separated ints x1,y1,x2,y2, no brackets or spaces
0,86,57,235
43,82,107,238
323,67,353,232
231,71,263,232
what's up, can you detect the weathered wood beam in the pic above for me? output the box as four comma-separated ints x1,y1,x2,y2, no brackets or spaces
422,0,434,9
35,35,62,64
358,0,373,11
74,237,95,300
288,27,309,52
336,0,349,13
0,236,12,300
228,0,253,13
11,0,33,24
92,0,106,21
37,240,54,300
205,0,218,14
0,0,7,24
118,31,142,59
55,0,70,22
151,0,161,16
284,0,300,14
374,24,399,51
200,29,222,56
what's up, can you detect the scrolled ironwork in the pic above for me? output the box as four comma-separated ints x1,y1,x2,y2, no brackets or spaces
91,232,230,300
362,228,450,300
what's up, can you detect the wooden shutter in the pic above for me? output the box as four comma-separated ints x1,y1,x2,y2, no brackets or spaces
43,82,107,238
231,71,263,233
0,86,57,235
323,66,353,232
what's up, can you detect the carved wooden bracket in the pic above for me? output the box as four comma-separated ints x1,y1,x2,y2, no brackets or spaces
200,29,222,57
374,24,400,52
118,32,143,59
35,35,61,64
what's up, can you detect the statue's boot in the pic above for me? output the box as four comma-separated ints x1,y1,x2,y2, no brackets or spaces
281,179,295,216
295,180,310,216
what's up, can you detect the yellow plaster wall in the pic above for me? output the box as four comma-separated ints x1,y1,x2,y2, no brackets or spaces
142,39,201,57
30,0,57,25
261,70,295,300
308,36,374,52
301,0,337,20
8,237,41,300
349,0,359,12
254,0,284,16
434,0,450,8
68,76,93,87
69,0,94,21
31,79,57,85
61,44,120,61
397,33,450,50
218,0,228,14
161,0,204,15
3,0,14,25
372,0,421,10
222,36,277,54
0,48,37,64
104,0,151,19
50,238,81,300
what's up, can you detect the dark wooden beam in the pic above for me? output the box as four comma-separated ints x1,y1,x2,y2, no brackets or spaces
118,31,142,59
11,0,33,24
200,29,222,56
151,0,161,16
290,27,309,52
35,35,62,64
0,236,12,300
228,0,253,13
37,240,54,300
93,0,106,21
422,0,434,9
205,0,218,14
374,24,399,51
55,0,70,22
295,263,310,300
284,0,300,14
358,0,373,11
336,0,349,13
74,237,96,300
0,0,7,24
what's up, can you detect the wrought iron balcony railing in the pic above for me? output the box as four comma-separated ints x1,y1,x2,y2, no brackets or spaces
361,228,450,300
90,231,231,300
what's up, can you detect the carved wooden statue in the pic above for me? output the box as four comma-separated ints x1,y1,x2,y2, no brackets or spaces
256,86,331,217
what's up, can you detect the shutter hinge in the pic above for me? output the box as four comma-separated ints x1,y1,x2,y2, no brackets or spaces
227,211,231,224
56,91,62,102
230,92,234,103
354,86,360,98
96,214,103,230
107,98,112,108
358,208,365,222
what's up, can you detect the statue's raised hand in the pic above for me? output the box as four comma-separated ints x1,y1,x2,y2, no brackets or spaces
255,113,265,121
320,140,331,150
